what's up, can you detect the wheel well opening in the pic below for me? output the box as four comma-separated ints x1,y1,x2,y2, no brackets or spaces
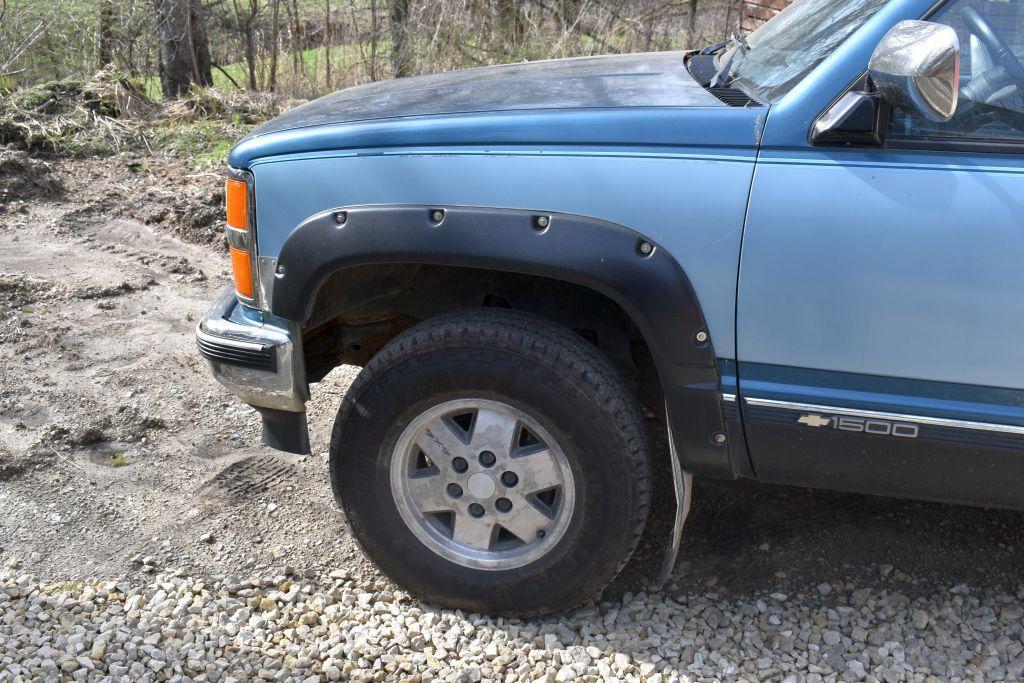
301,263,664,417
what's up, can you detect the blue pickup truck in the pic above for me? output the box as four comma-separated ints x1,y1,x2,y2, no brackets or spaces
198,0,1024,614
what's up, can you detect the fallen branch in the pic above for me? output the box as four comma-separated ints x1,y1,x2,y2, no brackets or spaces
49,446,85,472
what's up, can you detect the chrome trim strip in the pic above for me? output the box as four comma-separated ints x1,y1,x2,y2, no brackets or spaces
226,227,249,251
744,397,1024,436
722,393,737,403
228,167,261,310
256,255,278,309
195,327,266,353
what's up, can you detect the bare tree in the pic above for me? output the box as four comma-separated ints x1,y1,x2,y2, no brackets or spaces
367,0,379,81
389,0,411,78
231,0,260,90
323,0,332,90
7,0,740,97
98,0,115,66
0,0,63,78
286,0,302,77
269,0,281,91
497,0,525,47
687,0,699,47
152,0,213,97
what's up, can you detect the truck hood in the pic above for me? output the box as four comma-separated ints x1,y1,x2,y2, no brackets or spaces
229,52,763,167
248,52,720,138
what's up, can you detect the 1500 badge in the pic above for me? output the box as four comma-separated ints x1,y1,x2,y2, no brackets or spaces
797,413,919,438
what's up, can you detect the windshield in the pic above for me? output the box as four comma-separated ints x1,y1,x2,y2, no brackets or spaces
720,0,892,102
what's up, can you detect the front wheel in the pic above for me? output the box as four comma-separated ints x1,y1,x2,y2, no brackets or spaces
330,309,652,615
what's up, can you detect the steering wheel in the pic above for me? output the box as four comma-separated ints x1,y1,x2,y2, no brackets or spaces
963,7,1024,83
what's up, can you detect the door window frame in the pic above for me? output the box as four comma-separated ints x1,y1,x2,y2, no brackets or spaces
812,0,1024,155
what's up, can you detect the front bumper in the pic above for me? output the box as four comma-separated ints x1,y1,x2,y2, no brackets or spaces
197,288,311,453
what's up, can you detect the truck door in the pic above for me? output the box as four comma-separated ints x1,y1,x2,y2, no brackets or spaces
737,0,1024,508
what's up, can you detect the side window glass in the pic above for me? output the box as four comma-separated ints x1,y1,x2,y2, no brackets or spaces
889,0,1024,143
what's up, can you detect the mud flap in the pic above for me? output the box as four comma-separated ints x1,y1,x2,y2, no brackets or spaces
257,407,311,455
655,410,694,589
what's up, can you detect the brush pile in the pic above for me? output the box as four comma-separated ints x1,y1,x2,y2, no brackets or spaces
162,87,289,124
0,66,291,157
0,66,158,154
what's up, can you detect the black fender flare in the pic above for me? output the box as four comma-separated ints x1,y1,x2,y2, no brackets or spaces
271,204,734,478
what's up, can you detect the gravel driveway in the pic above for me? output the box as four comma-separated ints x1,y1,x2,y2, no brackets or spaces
1,154,1023,682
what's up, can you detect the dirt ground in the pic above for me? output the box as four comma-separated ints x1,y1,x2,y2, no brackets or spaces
2,150,1023,607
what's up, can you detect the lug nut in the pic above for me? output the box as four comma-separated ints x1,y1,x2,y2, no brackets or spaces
495,497,512,512
500,471,518,487
479,451,496,467
452,457,468,473
334,211,347,224
431,209,445,223
713,433,727,445
638,240,654,256
468,503,485,518
447,483,463,499
695,330,709,344
534,215,550,230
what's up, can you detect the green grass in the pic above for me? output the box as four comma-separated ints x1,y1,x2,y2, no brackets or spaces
107,454,127,467
52,581,82,592
150,120,246,167
142,64,255,98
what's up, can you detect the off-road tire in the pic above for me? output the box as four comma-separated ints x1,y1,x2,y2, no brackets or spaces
330,308,652,615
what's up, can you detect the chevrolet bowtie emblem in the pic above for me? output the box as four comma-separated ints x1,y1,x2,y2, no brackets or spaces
797,414,832,428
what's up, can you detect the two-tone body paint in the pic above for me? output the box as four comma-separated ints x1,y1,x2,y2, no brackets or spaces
228,0,1024,508
732,0,1024,506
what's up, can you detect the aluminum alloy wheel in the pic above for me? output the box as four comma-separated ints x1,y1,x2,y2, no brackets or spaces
390,398,576,570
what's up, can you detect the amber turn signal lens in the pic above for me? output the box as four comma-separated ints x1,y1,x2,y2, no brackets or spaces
230,246,253,298
225,178,248,230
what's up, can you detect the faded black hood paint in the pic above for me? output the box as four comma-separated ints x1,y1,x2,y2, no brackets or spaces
245,52,722,139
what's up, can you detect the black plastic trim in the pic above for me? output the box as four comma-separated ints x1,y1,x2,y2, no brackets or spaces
271,205,733,478
196,336,277,371
686,54,766,108
885,135,1024,155
257,407,311,455
707,87,760,108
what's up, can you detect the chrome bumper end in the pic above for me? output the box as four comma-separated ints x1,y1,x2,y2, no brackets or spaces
196,288,308,413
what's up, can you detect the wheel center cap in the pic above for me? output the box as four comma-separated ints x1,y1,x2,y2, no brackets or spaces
467,473,496,499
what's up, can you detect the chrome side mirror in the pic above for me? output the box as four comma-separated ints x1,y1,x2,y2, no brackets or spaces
868,20,960,122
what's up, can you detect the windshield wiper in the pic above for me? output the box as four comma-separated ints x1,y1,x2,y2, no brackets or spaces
709,31,750,87
699,39,729,56
730,30,751,51
699,30,749,56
